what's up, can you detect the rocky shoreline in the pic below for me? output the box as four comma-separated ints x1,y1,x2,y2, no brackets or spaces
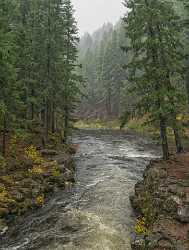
0,147,75,237
130,153,189,250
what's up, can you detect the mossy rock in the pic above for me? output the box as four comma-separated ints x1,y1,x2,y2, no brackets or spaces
0,208,9,217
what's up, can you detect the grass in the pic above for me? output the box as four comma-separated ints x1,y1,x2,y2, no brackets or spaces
74,117,189,152
74,119,120,130
74,118,158,136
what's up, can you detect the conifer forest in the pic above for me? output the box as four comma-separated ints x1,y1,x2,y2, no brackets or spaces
1,1,189,250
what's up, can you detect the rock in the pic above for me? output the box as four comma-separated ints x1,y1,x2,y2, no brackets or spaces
177,204,189,222
68,145,78,154
157,239,174,250
9,191,24,202
0,208,9,217
41,149,58,157
175,241,189,250
19,187,31,196
146,233,175,250
130,153,189,250
0,219,8,236
135,181,144,196
130,195,140,212
159,168,168,179
55,156,66,165
22,158,33,168
63,169,74,182
131,234,146,250
64,181,73,190
42,161,57,168
163,196,180,214
146,233,161,249
168,185,179,195
32,187,41,197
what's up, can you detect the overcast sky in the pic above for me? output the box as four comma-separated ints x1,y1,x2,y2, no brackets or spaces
72,0,125,35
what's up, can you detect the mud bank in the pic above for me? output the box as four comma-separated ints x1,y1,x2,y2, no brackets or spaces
131,153,189,250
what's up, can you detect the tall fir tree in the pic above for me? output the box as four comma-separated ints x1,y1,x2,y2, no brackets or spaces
0,0,17,155
61,0,81,142
0,0,81,155
124,0,185,159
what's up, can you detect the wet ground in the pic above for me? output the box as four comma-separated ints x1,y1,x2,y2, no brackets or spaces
0,129,159,250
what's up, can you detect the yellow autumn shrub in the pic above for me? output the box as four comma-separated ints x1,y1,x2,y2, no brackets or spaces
25,145,44,164
135,217,149,235
52,165,61,177
29,165,45,175
36,195,45,206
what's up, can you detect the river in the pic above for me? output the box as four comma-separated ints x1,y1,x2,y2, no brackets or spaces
0,129,159,250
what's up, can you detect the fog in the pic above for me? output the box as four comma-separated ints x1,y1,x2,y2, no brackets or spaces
72,0,125,35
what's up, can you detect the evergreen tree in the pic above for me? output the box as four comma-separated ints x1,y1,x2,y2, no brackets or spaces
0,0,81,154
61,0,80,142
0,0,17,155
79,21,127,119
181,0,189,107
124,0,185,159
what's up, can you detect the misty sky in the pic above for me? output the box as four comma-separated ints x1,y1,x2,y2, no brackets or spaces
72,0,125,35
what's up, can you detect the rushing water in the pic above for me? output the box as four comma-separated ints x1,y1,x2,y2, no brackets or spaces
0,129,159,250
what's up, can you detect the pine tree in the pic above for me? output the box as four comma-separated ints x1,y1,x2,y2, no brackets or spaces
0,0,17,155
61,0,80,142
181,0,189,107
124,0,185,159
79,22,127,119
0,0,81,151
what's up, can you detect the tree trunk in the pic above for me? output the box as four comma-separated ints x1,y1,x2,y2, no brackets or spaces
173,125,183,153
185,67,189,110
144,5,169,160
63,106,69,143
51,102,55,133
115,83,121,117
160,117,169,160
31,88,34,120
106,87,112,116
45,101,49,142
2,115,6,157
156,23,184,153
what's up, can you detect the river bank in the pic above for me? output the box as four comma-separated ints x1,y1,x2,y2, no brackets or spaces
131,153,189,250
0,133,76,238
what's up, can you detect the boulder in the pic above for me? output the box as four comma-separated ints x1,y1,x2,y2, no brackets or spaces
177,204,189,223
